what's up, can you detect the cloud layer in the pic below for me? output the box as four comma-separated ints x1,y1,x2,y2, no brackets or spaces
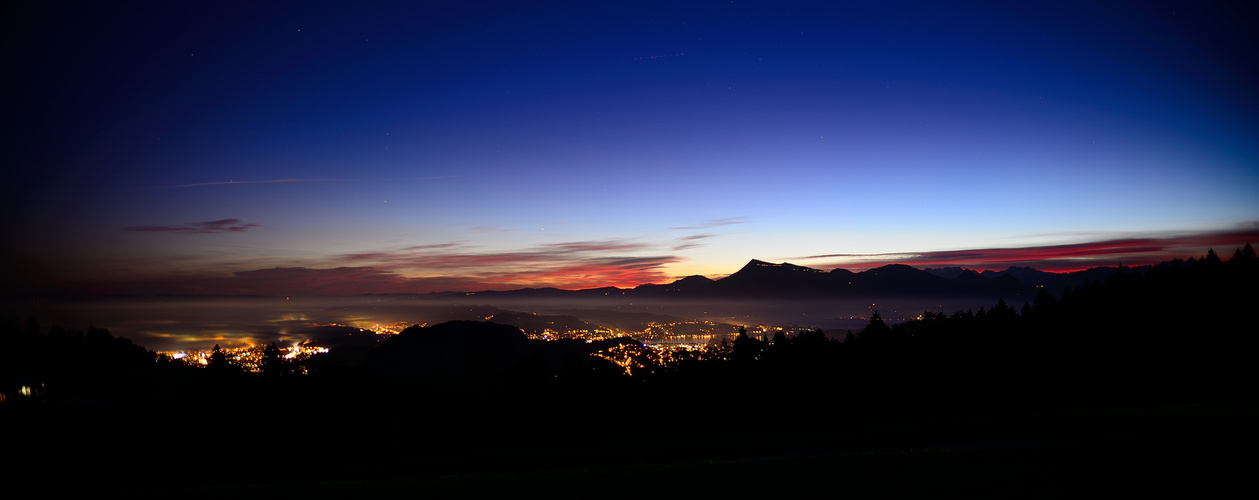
60,239,680,296
798,227,1259,272
124,219,260,234
337,239,679,291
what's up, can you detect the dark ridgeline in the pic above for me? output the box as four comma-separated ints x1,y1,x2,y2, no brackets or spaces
3,245,1256,496
365,320,627,394
469,258,1117,301
0,320,157,406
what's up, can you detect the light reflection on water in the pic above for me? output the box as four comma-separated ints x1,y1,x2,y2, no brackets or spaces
2,295,996,351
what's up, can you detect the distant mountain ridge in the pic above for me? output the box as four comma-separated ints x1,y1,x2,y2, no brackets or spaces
924,266,1059,287
460,259,1143,302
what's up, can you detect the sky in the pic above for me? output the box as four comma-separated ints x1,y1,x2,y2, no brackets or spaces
4,0,1258,297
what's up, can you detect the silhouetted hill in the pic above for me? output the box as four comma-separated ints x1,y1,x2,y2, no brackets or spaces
368,321,530,389
294,325,382,348
428,259,1143,304
482,311,605,337
961,268,1032,295
366,320,621,392
619,260,1038,300
952,269,996,295
1040,266,1124,295
628,260,1037,300
467,286,572,298
632,274,718,295
923,266,967,279
986,266,1059,287
925,266,1061,288
713,259,831,296
847,264,951,295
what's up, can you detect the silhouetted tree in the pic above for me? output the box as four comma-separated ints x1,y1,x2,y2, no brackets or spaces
1232,243,1255,263
858,310,891,344
732,325,764,364
261,342,283,375
1204,248,1222,265
208,344,231,372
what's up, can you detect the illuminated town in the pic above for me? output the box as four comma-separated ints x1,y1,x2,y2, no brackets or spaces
162,343,329,373
155,314,849,377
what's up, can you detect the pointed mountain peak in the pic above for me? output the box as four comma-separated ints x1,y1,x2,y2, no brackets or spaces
740,259,772,269
736,259,821,273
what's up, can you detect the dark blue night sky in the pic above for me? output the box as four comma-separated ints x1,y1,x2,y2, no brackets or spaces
5,1,1258,296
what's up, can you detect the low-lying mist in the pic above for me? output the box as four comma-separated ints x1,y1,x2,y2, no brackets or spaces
3,294,1000,351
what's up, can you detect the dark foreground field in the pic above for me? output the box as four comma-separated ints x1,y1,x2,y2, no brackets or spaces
11,401,1253,498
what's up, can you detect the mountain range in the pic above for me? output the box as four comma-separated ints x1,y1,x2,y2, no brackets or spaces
456,259,1134,301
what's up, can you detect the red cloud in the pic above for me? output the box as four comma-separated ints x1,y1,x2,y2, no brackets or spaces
802,227,1259,272
338,240,653,270
332,240,679,293
68,238,683,296
493,256,681,289
120,255,679,296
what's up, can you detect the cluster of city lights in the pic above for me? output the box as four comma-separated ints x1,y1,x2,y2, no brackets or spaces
159,343,328,372
154,314,838,377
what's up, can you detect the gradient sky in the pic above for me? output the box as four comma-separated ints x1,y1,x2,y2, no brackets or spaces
4,0,1258,296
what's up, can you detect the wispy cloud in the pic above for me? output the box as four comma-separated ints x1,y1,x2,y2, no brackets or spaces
545,240,649,253
797,226,1259,272
333,239,678,291
156,178,348,189
469,225,513,233
672,233,716,251
112,249,681,295
400,243,465,252
670,217,748,230
105,267,498,296
124,219,260,234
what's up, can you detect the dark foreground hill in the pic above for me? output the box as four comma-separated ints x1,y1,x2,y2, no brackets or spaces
366,320,628,392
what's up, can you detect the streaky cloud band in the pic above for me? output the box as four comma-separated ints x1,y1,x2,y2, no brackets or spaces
794,226,1259,271
670,217,748,230
124,219,259,234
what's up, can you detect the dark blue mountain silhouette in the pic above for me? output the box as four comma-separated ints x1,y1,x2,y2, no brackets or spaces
439,259,1128,301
